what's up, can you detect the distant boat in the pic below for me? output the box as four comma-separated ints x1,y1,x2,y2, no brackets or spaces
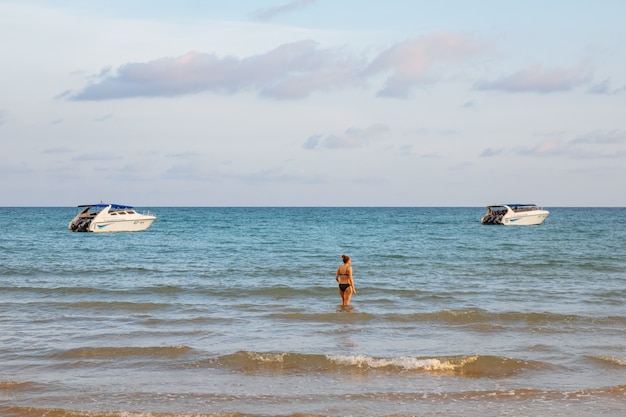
68,203,157,232
480,204,549,226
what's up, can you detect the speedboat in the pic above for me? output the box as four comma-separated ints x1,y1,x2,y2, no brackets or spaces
481,204,549,226
68,203,157,232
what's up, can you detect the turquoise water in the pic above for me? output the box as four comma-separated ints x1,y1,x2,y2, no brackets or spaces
1,207,625,417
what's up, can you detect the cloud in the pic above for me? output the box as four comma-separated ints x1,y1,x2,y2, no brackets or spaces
104,162,157,182
252,0,316,21
163,162,218,181
42,147,72,154
0,109,7,126
66,33,486,101
68,40,362,101
397,144,443,158
71,152,122,161
232,168,308,184
461,100,476,109
0,160,32,174
302,134,322,150
227,166,328,185
480,147,505,157
303,124,390,149
517,139,564,156
94,113,113,122
54,90,72,100
571,129,626,146
364,33,487,98
166,151,203,159
587,78,612,94
515,129,626,159
587,77,626,95
476,62,591,93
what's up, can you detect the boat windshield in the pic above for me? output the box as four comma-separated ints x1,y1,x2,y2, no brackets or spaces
487,204,539,213
508,204,539,212
486,205,507,213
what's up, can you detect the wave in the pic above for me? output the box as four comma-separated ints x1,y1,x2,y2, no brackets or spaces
0,381,38,391
267,311,377,323
0,284,185,296
0,285,107,295
0,407,252,417
214,351,551,378
65,301,173,311
4,386,626,417
0,407,319,417
588,355,626,367
43,346,551,378
51,345,194,360
0,265,161,278
266,308,626,327
402,309,625,326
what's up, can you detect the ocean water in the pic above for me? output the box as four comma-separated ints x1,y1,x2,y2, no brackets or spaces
0,206,625,417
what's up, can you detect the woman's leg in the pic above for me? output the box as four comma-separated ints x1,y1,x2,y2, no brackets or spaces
343,287,353,305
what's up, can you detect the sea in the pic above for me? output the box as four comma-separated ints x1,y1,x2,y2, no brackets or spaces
0,207,625,417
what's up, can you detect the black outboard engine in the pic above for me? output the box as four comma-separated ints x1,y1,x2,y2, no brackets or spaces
71,217,92,232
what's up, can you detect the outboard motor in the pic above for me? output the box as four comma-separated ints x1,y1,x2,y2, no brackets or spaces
71,217,92,232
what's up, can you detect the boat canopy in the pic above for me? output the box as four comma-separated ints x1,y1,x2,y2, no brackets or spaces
77,204,135,209
506,204,538,207
488,204,538,208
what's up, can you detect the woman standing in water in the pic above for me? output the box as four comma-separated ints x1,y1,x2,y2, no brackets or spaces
335,254,356,305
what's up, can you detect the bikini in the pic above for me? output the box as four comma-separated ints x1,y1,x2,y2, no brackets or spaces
338,267,351,292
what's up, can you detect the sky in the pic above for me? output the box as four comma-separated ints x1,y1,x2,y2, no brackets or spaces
1,0,625,207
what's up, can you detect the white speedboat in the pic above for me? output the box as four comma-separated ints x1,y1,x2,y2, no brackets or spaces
68,204,157,232
481,204,549,226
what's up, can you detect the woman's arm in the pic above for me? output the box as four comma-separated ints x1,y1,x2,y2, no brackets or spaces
348,267,356,293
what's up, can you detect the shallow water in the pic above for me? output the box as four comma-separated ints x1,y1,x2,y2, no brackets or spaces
1,207,625,416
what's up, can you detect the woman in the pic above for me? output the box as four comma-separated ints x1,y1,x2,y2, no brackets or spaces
335,254,356,305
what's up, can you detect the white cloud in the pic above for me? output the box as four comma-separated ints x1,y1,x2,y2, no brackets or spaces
66,33,486,101
572,129,626,145
163,162,218,181
480,147,505,157
476,62,591,93
252,0,316,21
364,33,488,98
71,153,122,162
0,160,32,174
587,78,612,94
42,147,72,154
69,41,363,101
515,130,626,159
304,124,391,149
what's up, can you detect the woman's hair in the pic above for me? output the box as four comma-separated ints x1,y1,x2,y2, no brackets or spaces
342,254,351,263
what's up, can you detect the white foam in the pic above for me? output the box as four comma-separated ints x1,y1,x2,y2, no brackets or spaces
326,354,471,371
246,351,287,363
595,355,626,366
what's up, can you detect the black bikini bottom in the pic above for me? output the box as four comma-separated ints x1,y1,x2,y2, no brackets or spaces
339,283,351,292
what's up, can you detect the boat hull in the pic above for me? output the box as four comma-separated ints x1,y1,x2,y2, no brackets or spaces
90,217,156,232
69,204,157,232
501,211,549,226
481,204,549,226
